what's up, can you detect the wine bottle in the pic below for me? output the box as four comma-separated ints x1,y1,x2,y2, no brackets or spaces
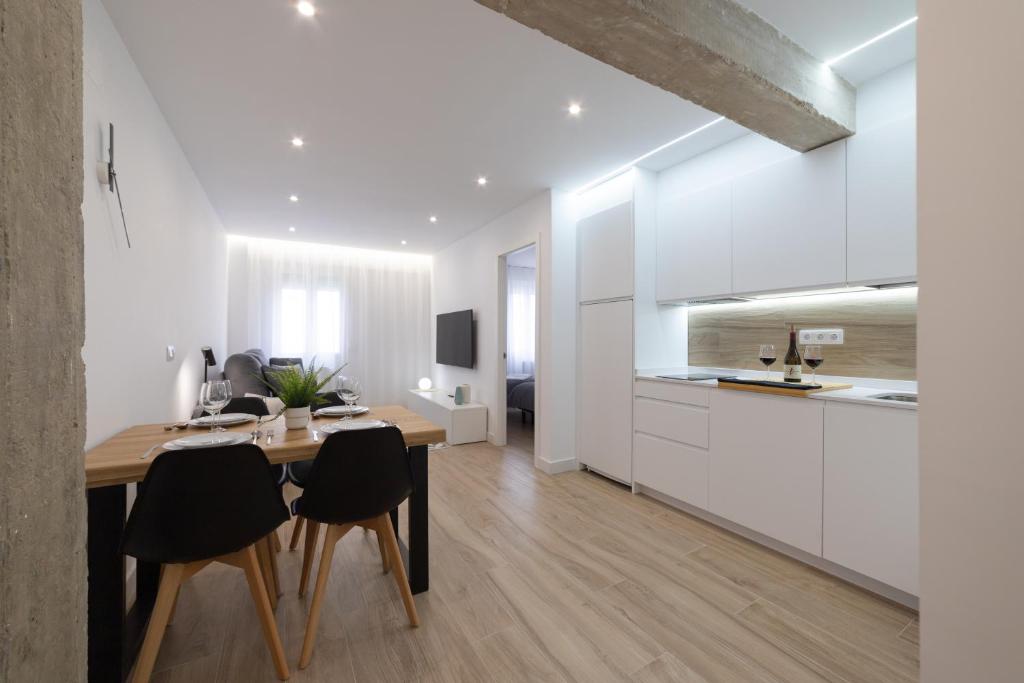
783,325,802,383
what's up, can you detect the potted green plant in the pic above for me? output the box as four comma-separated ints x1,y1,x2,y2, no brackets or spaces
258,360,345,430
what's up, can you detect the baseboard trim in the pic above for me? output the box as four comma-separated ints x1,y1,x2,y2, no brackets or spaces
635,484,919,610
535,457,577,475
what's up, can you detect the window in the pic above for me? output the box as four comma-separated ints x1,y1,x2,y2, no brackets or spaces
279,288,307,355
315,289,341,354
277,287,341,358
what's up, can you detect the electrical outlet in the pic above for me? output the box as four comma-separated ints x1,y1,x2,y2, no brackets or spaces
166,345,176,361
799,328,844,345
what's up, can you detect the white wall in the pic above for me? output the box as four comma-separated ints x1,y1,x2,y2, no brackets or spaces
432,190,576,471
83,0,227,448
918,3,1024,681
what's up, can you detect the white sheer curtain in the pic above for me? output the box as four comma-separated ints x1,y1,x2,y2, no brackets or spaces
228,237,432,405
506,265,536,376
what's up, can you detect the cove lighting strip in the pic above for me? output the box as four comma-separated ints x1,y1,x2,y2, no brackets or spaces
824,16,918,66
574,117,726,194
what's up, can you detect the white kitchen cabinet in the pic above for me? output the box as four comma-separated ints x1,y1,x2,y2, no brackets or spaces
847,115,917,285
634,433,708,509
709,391,824,555
731,141,847,295
656,183,732,302
578,201,634,303
578,300,633,483
824,403,918,595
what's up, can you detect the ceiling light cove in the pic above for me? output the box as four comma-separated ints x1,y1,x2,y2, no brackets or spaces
291,137,304,147
429,216,438,223
296,1,316,18
477,176,488,186
824,16,918,66
567,102,582,116
289,194,299,202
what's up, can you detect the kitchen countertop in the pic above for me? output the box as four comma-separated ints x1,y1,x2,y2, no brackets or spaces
635,367,917,410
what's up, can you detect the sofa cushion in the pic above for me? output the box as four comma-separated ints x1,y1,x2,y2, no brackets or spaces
223,350,271,397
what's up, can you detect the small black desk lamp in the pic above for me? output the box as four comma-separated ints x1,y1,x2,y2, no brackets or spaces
201,347,217,383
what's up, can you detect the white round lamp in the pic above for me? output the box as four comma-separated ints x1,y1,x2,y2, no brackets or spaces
417,377,433,391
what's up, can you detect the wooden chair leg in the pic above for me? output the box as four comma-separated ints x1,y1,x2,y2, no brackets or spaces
298,519,321,597
130,563,185,683
289,515,305,551
256,537,278,610
239,546,290,681
377,513,420,627
376,530,391,574
266,535,282,598
300,523,353,669
271,528,282,553
167,585,181,626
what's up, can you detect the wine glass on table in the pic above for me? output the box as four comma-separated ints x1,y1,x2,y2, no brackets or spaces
804,345,823,385
759,344,776,381
200,379,232,432
338,376,362,420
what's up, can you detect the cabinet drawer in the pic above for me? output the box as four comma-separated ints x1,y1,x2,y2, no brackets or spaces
634,397,709,448
634,433,708,509
634,379,710,407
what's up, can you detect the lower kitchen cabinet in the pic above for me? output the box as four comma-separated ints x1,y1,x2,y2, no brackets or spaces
633,433,708,509
824,402,919,595
709,391,824,556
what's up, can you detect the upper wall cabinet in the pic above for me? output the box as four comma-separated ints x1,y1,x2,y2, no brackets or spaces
656,183,732,302
847,115,917,285
731,140,847,295
578,201,634,303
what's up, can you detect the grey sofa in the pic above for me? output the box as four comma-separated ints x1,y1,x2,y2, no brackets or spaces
222,348,303,397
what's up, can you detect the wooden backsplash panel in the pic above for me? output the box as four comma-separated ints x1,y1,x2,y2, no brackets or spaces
687,289,917,380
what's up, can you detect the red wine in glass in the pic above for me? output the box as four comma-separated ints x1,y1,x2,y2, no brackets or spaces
758,344,776,381
804,345,823,384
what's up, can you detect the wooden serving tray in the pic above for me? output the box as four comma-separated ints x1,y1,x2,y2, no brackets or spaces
716,377,852,397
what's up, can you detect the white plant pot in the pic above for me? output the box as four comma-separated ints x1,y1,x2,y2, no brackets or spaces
284,406,311,430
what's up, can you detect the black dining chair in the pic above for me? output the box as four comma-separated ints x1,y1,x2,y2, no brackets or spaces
293,426,420,669
121,444,291,682
200,395,285,599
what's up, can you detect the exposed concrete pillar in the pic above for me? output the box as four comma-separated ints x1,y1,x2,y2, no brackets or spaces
474,0,856,151
0,0,87,680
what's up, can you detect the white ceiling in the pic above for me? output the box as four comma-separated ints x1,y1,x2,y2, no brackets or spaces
101,0,915,254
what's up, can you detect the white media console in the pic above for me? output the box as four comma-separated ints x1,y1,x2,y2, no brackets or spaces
406,389,487,445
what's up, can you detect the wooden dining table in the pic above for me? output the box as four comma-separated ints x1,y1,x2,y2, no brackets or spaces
84,404,445,683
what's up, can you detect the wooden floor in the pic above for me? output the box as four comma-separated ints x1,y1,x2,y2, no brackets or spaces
150,438,919,682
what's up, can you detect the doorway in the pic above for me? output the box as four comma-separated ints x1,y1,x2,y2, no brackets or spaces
500,244,537,456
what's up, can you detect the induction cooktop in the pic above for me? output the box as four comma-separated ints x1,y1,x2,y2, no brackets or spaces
656,372,738,381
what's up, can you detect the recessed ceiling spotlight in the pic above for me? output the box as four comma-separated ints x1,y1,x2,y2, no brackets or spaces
401,240,407,245
289,194,299,202
429,215,438,223
291,137,304,147
477,176,488,186
296,1,316,17
568,102,582,116
288,226,296,232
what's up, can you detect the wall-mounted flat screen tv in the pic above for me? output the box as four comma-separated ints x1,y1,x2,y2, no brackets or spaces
436,309,474,368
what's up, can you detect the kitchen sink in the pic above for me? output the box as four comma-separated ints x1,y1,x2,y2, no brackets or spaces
868,393,918,403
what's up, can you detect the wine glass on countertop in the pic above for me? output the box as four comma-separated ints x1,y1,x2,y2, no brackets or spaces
758,344,776,381
804,345,823,385
200,379,232,432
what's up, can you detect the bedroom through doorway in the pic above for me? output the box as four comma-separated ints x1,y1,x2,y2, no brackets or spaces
503,243,536,456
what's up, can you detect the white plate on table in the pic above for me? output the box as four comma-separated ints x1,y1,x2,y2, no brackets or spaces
315,405,369,417
188,413,258,427
163,432,252,450
319,419,389,434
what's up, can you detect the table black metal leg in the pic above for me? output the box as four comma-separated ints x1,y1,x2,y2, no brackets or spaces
88,485,127,683
407,444,429,594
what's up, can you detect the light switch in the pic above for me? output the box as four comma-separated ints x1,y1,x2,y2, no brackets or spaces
166,345,176,361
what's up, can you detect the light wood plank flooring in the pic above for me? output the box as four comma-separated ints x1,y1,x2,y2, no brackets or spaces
150,440,918,682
